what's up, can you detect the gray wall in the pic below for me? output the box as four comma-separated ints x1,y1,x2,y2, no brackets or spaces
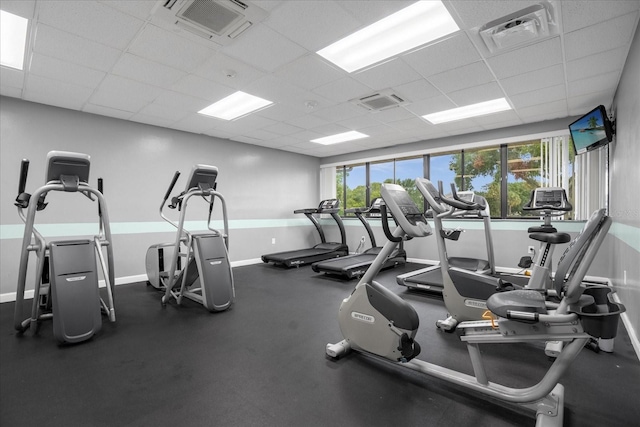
0,97,320,298
610,23,640,343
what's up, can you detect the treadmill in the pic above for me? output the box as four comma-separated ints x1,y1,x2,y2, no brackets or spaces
396,180,494,293
262,199,349,268
311,198,406,279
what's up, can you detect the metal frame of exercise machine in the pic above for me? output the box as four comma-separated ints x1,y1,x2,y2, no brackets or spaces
326,182,623,427
14,151,115,344
151,165,234,312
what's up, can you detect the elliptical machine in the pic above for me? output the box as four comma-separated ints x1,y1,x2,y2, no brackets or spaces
146,165,234,312
14,151,116,344
327,182,623,427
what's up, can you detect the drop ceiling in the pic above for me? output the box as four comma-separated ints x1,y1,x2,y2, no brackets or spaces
1,0,638,158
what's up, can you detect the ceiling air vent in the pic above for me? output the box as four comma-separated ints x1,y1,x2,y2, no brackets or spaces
351,90,407,112
153,0,267,45
479,3,556,53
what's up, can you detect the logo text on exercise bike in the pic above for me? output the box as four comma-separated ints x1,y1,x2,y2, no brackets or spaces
351,311,375,323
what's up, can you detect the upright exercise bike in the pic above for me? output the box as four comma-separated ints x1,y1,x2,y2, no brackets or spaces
14,151,116,344
327,182,623,427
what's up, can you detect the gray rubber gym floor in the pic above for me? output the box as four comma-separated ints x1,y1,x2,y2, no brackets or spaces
1,262,639,426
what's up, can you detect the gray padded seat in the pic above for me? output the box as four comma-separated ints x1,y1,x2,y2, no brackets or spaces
486,289,547,320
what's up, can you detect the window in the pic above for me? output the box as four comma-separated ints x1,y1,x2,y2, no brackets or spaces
429,151,459,195
343,164,366,215
506,141,542,217
463,147,501,217
395,156,424,208
369,160,394,202
330,132,596,220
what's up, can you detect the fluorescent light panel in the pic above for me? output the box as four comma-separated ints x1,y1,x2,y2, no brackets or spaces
0,10,29,70
423,98,512,124
311,131,369,145
198,91,272,120
317,1,459,73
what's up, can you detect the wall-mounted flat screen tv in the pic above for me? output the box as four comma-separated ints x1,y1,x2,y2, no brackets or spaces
568,105,614,155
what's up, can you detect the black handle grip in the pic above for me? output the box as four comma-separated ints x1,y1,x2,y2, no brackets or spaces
97,178,103,216
438,181,481,211
380,204,403,243
164,171,181,202
18,159,29,194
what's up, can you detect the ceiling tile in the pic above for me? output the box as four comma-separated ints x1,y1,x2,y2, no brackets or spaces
275,54,345,91
112,54,187,88
38,0,144,49
404,95,457,116
500,64,565,96
566,46,629,82
509,84,567,109
312,103,366,123
393,79,442,104
568,71,620,98
193,53,266,89
486,37,563,79
82,103,134,120
98,0,156,20
135,103,190,122
337,1,415,25
89,75,162,113
33,24,122,71
402,32,482,78
153,90,212,113
568,91,614,115
128,24,216,71
564,12,639,61
427,61,495,94
265,0,360,51
353,57,423,91
447,81,505,105
171,74,233,101
221,24,307,73
312,77,373,103
24,74,93,110
0,67,25,90
29,53,106,88
561,0,640,33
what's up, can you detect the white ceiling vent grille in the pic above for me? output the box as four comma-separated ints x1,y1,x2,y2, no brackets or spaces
154,0,267,45
351,90,407,112
479,3,557,53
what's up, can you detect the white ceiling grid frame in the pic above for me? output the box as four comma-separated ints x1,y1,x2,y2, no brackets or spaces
0,0,638,157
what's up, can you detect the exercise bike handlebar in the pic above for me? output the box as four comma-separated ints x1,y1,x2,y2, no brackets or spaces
437,181,482,211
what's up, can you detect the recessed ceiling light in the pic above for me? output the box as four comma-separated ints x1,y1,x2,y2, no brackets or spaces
317,1,459,73
422,98,512,124
198,91,273,120
311,131,369,145
0,10,29,71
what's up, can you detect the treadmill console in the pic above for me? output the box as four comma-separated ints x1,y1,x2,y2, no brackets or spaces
318,198,340,212
380,183,432,238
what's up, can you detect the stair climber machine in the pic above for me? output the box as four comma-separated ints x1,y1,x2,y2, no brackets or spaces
311,198,406,279
261,199,348,268
396,181,496,293
13,151,116,344
326,183,624,427
146,165,234,312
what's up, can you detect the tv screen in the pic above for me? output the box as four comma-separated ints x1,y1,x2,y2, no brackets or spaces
569,105,613,155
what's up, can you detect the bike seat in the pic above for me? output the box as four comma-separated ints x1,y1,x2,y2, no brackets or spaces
529,232,571,244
